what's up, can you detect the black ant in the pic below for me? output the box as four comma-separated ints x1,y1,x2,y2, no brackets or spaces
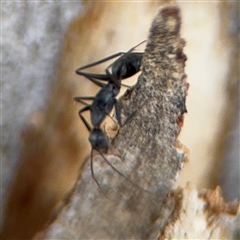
74,41,152,195
75,40,145,90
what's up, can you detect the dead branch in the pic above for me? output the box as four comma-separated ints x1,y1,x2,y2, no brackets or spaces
35,5,240,240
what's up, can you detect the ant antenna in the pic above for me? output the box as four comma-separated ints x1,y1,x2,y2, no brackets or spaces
90,148,111,200
96,150,156,196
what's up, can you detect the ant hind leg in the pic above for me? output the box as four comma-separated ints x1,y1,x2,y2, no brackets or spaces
76,73,109,87
76,52,126,72
74,96,95,106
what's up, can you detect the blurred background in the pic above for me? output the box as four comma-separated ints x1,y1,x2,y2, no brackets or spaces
1,1,239,239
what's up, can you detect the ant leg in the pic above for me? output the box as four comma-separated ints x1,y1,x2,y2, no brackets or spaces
97,150,155,195
76,52,126,72
78,105,91,132
76,72,110,85
114,99,122,127
121,83,132,88
84,76,106,88
74,96,95,106
126,40,146,54
77,72,131,89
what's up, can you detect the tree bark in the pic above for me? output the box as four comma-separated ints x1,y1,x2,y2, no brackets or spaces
35,5,240,240
36,5,188,239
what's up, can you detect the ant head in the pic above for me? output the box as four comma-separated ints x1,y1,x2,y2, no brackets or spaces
89,128,109,153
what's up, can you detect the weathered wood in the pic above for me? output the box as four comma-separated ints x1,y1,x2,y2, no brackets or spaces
36,5,189,239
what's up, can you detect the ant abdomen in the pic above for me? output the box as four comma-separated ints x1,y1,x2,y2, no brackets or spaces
111,52,143,80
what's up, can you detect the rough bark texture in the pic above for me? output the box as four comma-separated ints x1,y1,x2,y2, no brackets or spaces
36,6,189,239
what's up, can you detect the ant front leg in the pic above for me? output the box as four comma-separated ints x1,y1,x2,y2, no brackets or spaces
113,98,134,127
